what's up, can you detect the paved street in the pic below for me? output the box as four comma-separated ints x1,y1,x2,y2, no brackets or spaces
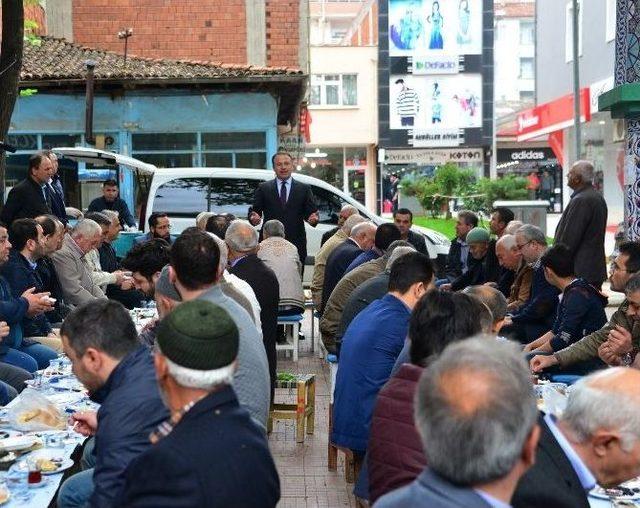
269,310,356,507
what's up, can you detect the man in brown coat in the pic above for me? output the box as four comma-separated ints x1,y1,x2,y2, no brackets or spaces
554,160,607,288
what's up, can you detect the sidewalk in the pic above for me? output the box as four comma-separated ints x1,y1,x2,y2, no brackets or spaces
269,312,356,507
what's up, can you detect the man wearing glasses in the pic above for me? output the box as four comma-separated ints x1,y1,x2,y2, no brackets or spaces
501,224,559,343
531,241,640,372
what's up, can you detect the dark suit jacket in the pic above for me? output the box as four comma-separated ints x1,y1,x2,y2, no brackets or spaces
119,386,281,508
554,185,608,286
0,250,52,337
407,229,428,255
375,468,491,508
321,239,363,313
444,238,467,282
47,177,68,225
229,254,279,396
450,248,501,291
252,178,317,263
0,177,52,225
512,416,590,508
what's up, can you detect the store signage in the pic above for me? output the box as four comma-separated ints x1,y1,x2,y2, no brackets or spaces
511,150,545,160
411,55,459,75
385,148,482,164
516,88,591,142
411,128,463,147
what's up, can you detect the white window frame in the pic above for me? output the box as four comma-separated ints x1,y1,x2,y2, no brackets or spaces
565,1,583,63
605,0,616,42
519,20,535,46
309,74,358,108
519,57,534,79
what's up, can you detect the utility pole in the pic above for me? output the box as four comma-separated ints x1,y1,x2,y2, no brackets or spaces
571,0,581,162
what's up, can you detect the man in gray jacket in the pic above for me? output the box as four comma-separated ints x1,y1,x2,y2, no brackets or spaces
51,219,106,307
168,229,270,431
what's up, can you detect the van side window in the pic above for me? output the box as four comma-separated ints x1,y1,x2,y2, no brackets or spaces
310,185,347,225
209,178,261,217
152,178,210,217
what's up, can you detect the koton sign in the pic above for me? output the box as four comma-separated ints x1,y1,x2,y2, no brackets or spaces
516,88,591,142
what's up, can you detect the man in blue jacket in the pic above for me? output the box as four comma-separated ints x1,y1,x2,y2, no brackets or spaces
119,300,281,507
525,244,607,354
332,252,435,457
0,221,57,372
57,300,168,508
2,219,57,340
503,224,559,343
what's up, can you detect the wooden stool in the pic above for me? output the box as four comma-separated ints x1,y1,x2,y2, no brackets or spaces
276,314,303,361
268,373,315,443
326,353,359,482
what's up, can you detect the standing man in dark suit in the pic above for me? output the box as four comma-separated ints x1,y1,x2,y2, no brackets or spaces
513,367,640,508
376,338,540,508
249,152,319,269
45,151,68,226
0,151,53,226
226,220,279,402
554,160,608,288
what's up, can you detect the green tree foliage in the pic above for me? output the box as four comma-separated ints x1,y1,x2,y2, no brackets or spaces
399,164,528,218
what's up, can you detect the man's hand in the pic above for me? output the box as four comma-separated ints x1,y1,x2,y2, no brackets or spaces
606,325,633,356
598,341,623,366
249,211,261,226
113,270,125,285
120,278,134,291
70,411,98,437
530,354,558,373
22,288,53,316
503,316,513,327
307,212,319,227
440,283,452,291
0,321,10,341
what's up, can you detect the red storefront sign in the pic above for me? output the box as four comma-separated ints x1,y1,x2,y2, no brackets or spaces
516,88,591,142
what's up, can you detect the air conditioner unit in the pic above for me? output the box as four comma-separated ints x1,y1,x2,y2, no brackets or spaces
613,118,626,143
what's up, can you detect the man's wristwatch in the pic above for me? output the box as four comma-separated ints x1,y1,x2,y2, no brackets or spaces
621,352,633,367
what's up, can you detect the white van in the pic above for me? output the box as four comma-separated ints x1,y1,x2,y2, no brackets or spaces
54,148,450,281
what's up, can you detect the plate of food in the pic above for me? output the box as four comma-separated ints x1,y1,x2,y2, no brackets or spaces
31,450,74,475
590,478,640,501
0,436,38,452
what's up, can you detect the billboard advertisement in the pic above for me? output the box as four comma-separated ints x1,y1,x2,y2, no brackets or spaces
389,74,482,130
388,0,483,56
379,0,492,154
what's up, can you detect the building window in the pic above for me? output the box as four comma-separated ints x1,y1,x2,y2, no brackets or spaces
519,58,534,79
519,20,534,45
519,90,535,102
606,0,616,42
565,1,583,62
310,74,358,107
132,131,267,169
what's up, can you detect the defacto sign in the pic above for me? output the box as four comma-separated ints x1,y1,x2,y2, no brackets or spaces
516,88,591,142
411,55,460,75
385,148,483,164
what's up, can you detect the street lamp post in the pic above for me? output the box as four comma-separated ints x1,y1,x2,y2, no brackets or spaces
571,0,581,162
